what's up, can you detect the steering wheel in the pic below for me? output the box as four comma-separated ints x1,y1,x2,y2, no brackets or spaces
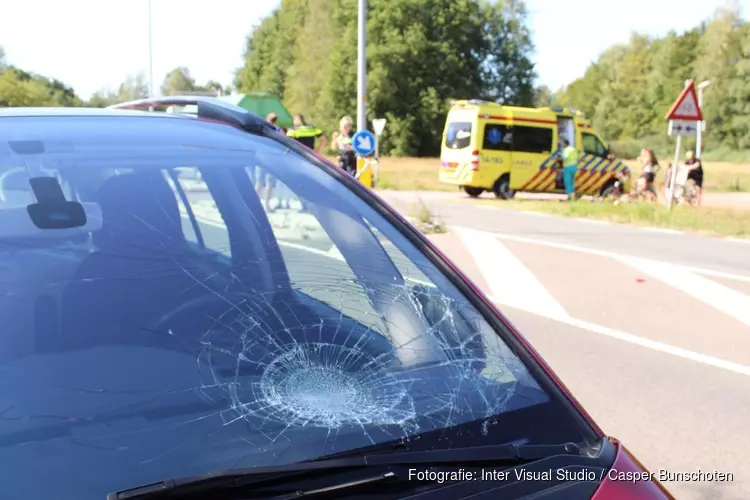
147,290,268,355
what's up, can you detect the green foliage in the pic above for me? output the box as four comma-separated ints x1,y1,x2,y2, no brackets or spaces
0,49,83,108
87,73,150,107
235,0,536,156
556,6,750,160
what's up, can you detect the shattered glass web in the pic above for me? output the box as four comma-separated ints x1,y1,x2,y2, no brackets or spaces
195,278,525,444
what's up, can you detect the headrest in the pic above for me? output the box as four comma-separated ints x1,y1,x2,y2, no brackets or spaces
92,171,185,251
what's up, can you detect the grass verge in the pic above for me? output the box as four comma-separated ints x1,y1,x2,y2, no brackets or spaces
456,198,750,239
371,157,749,193
410,199,447,234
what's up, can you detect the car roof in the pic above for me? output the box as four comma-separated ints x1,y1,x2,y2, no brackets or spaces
0,107,194,119
0,106,276,153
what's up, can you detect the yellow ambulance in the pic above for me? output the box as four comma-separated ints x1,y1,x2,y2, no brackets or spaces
439,100,632,199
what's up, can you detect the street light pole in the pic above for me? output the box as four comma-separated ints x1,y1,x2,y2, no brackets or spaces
147,0,155,98
356,0,367,131
696,80,711,160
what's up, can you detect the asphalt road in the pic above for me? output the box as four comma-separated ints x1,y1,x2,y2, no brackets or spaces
377,190,750,276
375,190,750,500
190,194,750,500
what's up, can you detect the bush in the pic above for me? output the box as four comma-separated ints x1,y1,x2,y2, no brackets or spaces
608,140,642,160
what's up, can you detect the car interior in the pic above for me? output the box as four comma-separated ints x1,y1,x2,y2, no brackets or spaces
0,162,472,371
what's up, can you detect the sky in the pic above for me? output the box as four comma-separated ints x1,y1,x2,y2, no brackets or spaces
0,0,746,100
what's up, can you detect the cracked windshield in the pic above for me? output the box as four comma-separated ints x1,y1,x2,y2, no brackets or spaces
1,123,569,499
3,0,750,499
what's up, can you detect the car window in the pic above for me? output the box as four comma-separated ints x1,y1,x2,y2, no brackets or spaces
244,165,384,331
582,133,608,157
0,120,591,500
482,124,512,151
444,121,472,149
511,125,554,154
165,167,231,258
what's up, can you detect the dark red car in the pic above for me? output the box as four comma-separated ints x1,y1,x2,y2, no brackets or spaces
0,98,672,499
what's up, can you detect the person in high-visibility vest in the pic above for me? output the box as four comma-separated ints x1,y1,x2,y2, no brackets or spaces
560,138,579,200
287,114,327,154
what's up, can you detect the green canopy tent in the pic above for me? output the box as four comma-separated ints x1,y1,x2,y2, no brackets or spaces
217,93,294,129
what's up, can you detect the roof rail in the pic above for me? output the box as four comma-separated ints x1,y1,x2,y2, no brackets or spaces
107,95,275,135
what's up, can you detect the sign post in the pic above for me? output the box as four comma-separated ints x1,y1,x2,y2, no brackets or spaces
371,118,386,187
372,118,387,159
352,129,376,188
665,79,703,210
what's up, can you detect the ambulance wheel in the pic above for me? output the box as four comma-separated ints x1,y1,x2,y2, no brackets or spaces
463,186,484,198
493,175,515,200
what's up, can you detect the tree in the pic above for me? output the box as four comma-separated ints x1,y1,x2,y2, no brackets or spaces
533,85,554,107
118,73,150,101
0,69,55,107
161,67,197,96
236,0,537,156
693,6,744,149
87,90,120,108
204,80,231,95
234,1,308,99
86,73,149,107
283,0,337,121
481,0,536,106
726,23,750,149
0,56,83,108
553,5,750,158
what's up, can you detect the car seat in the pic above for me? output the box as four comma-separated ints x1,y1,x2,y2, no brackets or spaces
56,170,210,351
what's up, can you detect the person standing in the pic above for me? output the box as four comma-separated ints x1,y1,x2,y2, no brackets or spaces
332,116,357,175
264,113,293,210
249,113,279,211
684,150,704,206
266,113,281,133
287,114,327,154
559,138,579,200
636,148,659,203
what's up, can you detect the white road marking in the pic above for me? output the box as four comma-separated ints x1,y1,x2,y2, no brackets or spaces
469,229,750,284
523,211,553,217
725,237,750,245
572,218,610,225
457,227,569,320
484,294,750,377
474,205,554,217
188,213,750,377
616,255,750,327
639,226,684,235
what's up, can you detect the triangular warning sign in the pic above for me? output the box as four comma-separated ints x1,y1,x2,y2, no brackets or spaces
665,80,703,121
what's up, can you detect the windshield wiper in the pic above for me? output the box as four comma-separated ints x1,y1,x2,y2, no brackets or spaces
108,442,581,499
